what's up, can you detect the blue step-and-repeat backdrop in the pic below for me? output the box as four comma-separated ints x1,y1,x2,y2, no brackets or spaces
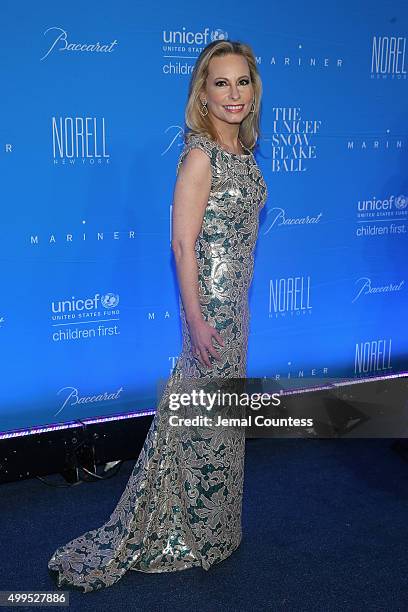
1,1,407,432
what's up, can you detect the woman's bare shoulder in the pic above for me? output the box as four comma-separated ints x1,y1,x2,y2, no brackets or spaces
176,133,214,176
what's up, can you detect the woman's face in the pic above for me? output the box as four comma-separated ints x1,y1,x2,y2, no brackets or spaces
200,53,254,126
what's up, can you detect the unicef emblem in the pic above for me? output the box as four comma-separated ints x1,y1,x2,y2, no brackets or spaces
211,29,228,41
101,293,119,308
395,194,407,210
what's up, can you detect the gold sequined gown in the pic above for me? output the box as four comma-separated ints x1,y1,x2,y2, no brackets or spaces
47,133,268,592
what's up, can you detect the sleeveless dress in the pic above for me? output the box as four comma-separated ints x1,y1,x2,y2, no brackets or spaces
47,133,268,592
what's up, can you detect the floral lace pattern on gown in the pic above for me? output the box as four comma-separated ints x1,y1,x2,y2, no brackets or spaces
47,132,268,592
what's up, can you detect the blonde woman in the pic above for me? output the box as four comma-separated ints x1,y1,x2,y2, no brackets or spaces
48,39,268,592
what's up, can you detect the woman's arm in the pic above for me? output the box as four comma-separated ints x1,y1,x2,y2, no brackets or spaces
171,148,224,367
171,147,210,325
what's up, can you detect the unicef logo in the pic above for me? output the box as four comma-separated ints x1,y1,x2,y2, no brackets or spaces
101,293,119,308
211,29,229,41
395,194,407,210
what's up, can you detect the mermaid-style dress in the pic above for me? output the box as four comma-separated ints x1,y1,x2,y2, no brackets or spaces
47,133,268,592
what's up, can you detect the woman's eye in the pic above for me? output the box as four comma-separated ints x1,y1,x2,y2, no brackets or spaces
215,79,250,86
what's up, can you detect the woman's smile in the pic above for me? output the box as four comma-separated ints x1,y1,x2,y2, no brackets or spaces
223,104,245,113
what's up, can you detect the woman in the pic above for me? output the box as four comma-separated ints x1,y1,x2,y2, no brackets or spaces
48,39,268,593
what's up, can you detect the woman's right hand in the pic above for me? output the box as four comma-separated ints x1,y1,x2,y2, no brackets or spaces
188,317,225,367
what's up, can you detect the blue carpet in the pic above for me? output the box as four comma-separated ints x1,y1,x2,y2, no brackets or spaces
2,438,408,611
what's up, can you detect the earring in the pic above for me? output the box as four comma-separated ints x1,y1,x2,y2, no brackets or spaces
250,98,255,113
199,99,208,117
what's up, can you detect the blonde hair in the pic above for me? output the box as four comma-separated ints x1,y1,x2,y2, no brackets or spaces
183,39,263,151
